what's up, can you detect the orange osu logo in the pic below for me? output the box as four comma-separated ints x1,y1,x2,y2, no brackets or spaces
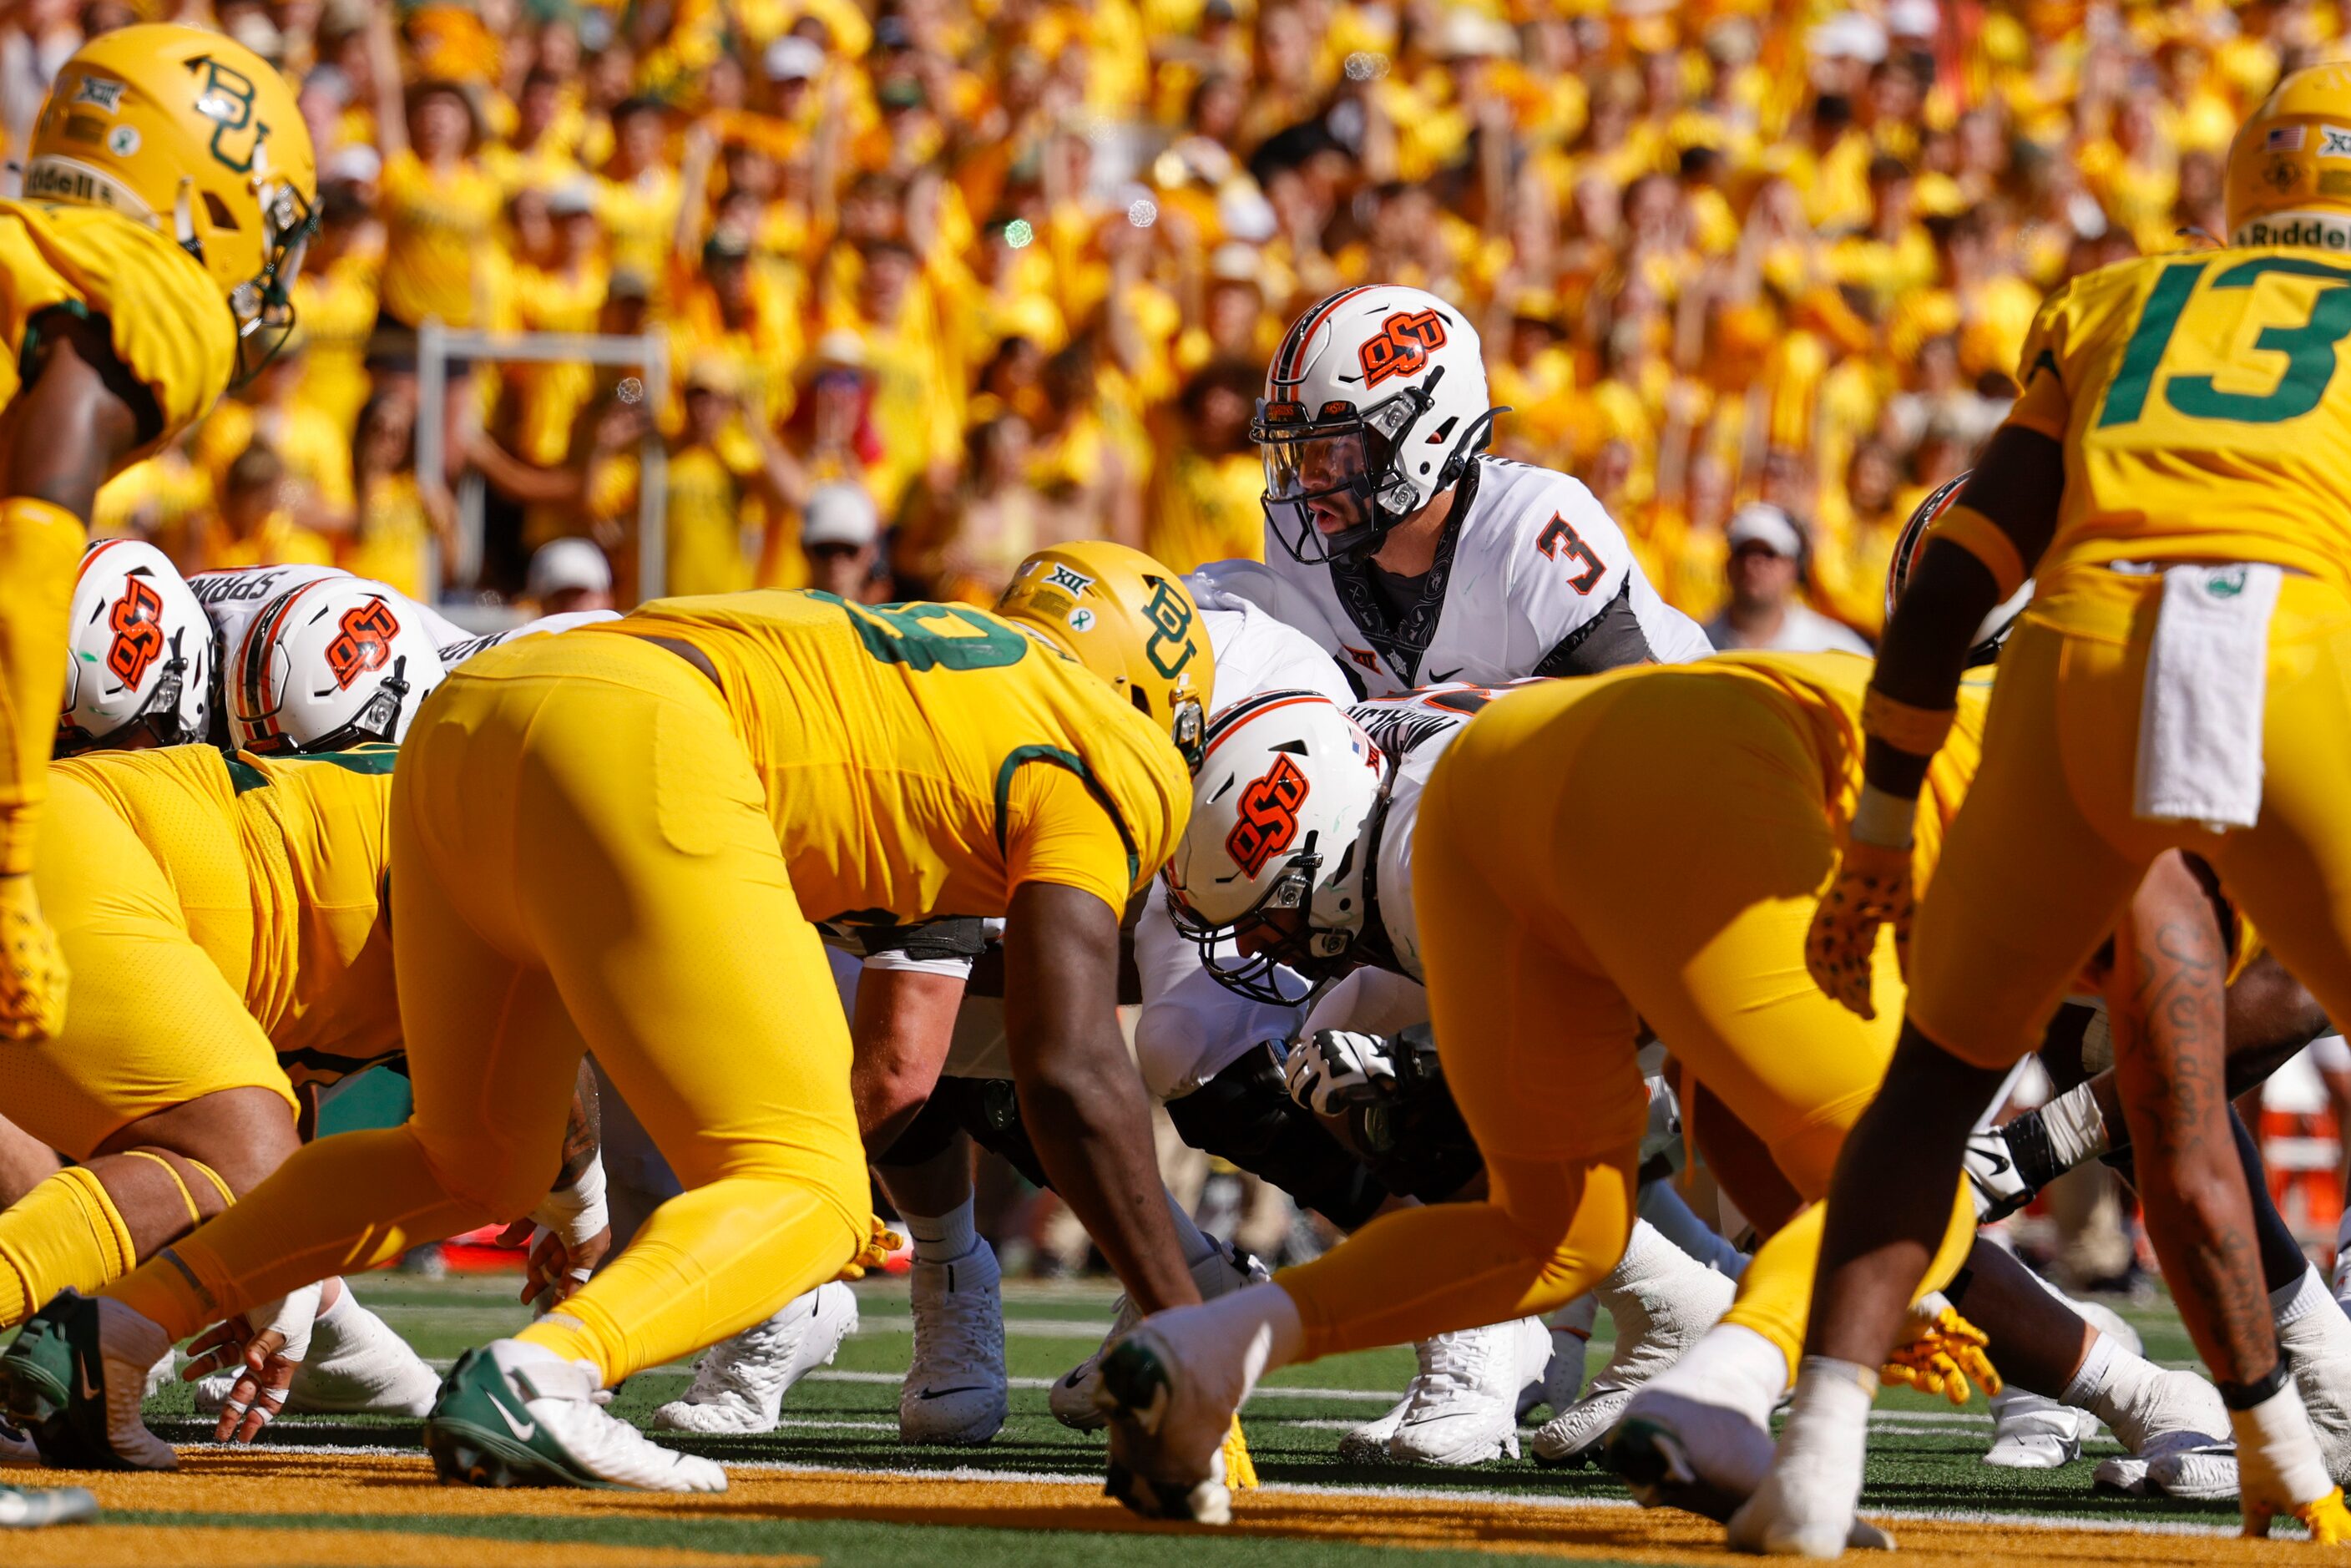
1226,754,1312,878
106,576,166,686
324,599,401,690
1357,308,1449,388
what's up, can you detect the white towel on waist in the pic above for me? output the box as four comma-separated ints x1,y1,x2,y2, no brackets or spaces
2133,562,2282,832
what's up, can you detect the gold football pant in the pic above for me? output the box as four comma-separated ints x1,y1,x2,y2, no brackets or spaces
1909,569,2351,1071
0,768,291,1325
109,633,867,1383
1277,669,1973,1371
0,497,83,878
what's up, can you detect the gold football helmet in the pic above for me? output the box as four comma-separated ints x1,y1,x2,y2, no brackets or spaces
997,541,1213,766
26,23,317,383
2226,63,2351,247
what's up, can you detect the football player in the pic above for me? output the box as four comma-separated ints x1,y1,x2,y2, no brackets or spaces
1777,66,2351,1551
0,25,315,1043
9,546,1216,1497
1218,282,1710,701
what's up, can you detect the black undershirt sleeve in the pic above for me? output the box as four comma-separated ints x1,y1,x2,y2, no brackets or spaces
1530,580,1657,677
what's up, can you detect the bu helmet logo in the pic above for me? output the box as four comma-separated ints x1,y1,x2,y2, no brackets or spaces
1141,579,1196,678
105,575,166,686
1358,308,1449,388
323,598,401,690
1226,754,1312,878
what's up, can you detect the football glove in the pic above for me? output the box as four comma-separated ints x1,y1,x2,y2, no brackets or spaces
1882,1294,2001,1405
1286,1029,1398,1116
835,1215,906,1282
0,873,64,1040
2232,1380,2348,1540
1963,1126,2035,1222
1805,838,1914,1019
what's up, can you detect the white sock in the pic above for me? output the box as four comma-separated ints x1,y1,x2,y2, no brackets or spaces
2061,1328,2120,1409
2073,1332,2183,1451
1165,1282,1306,1406
903,1197,978,1264
2274,1262,2333,1333
1646,1323,1788,1426
1637,1181,1750,1279
1772,1356,1876,1492
1165,1190,1220,1269
2041,1081,2109,1168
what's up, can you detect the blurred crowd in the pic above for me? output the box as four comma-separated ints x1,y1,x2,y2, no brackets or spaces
17,0,2332,633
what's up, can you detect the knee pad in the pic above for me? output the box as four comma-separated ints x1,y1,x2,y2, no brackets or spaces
874,1085,968,1170
939,1076,1052,1190
1165,1043,1388,1231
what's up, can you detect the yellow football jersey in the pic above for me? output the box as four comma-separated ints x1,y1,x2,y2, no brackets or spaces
596,590,1193,923
2006,245,2351,593
49,742,397,1090
0,199,235,463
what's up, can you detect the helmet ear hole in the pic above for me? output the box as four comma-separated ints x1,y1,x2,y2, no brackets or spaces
203,190,237,230
1130,686,1153,719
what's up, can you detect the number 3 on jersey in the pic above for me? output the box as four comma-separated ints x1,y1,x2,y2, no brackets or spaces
1536,513,1605,594
2101,255,2351,429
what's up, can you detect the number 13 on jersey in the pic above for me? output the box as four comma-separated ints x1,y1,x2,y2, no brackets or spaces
2098,255,2351,433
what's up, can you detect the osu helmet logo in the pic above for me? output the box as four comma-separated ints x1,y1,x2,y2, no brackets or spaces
1226,754,1311,878
106,576,166,687
1358,308,1449,388
323,599,401,690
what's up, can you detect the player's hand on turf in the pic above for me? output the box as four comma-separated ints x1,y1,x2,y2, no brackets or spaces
497,1217,611,1308
1804,838,1914,1019
1881,1296,2001,1405
185,1317,300,1444
1286,1029,1398,1115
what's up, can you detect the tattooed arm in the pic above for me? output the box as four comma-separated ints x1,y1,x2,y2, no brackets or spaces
557,1057,601,1188
2107,850,2282,1393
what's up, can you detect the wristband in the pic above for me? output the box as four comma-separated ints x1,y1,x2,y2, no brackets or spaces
2218,1359,2293,1411
1929,503,2030,601
1848,781,1918,851
1861,687,1957,756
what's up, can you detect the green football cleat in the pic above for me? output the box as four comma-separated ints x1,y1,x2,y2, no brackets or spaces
0,1484,99,1528
424,1341,725,1493
0,1290,174,1472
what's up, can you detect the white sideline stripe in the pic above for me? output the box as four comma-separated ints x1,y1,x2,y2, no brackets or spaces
145,1441,2247,1536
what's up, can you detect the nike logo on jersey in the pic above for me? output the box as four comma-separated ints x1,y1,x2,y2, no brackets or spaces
1428,666,1464,682
913,1386,992,1401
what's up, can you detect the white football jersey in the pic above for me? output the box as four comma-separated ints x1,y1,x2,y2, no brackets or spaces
1345,682,1531,981
1192,588,1358,713
1243,456,1711,695
437,609,622,667
190,564,469,666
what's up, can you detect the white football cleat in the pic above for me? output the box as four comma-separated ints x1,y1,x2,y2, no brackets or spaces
900,1245,1008,1445
1052,1239,1266,1431
2094,1427,2240,1500
1334,1393,1408,1463
650,1282,858,1435
1383,1318,1539,1465
1534,1237,1736,1467
1982,1389,2090,1469
141,1348,174,1403
427,1340,725,1493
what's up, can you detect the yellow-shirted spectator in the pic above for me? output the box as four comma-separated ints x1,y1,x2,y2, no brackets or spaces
665,361,806,597
665,229,803,432
597,98,685,286
371,8,500,336
818,240,963,512
197,446,336,573
289,186,382,437
341,395,455,603
193,343,356,534
1145,360,1263,575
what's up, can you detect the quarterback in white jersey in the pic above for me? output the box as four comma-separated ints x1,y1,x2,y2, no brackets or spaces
189,564,470,666
1231,285,1710,697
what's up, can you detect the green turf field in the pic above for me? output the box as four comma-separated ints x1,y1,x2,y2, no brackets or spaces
30,1267,2257,1567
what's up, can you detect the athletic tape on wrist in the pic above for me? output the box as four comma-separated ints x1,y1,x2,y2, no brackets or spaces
1849,782,1918,851
1861,688,1957,756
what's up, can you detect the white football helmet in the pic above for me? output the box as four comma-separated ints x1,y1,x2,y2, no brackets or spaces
228,577,447,753
1885,473,2034,667
1254,284,1500,565
58,539,212,754
1164,689,1388,1004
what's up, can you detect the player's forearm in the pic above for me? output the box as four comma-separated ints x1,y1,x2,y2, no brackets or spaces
1016,1040,1199,1313
555,1060,601,1189
2110,862,2281,1388
1861,540,1996,800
